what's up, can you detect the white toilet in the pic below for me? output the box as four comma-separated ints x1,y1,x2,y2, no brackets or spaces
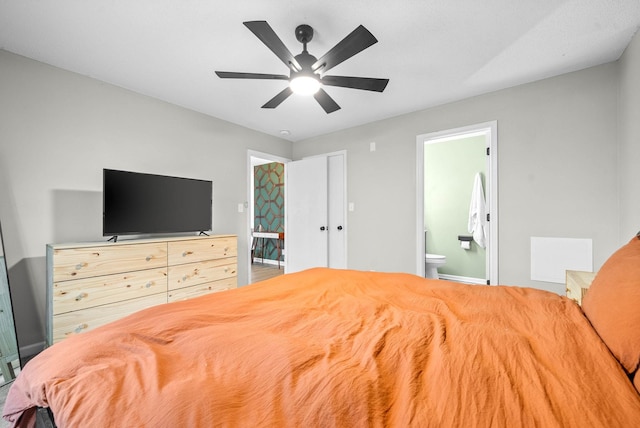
425,253,447,279
424,230,447,279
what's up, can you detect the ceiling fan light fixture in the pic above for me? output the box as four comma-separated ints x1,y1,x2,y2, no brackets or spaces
290,74,320,95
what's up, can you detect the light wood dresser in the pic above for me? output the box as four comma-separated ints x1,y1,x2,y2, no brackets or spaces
46,235,237,345
565,270,597,306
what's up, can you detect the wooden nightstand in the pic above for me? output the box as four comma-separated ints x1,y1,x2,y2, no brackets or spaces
566,270,597,306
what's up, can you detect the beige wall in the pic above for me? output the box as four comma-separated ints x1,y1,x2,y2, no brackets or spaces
619,31,640,240
0,50,292,352
294,62,621,295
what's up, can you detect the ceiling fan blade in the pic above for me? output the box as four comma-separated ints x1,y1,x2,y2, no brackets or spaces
215,71,289,80
321,75,389,92
262,87,293,109
313,89,341,114
312,25,378,74
244,21,301,72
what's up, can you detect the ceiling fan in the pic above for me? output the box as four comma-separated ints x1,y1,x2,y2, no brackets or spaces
215,21,389,114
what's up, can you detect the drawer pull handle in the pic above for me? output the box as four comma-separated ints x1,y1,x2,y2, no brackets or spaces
224,247,229,252
145,256,152,262
75,292,88,301
182,275,188,282
75,263,84,270
145,282,153,288
74,323,88,334
182,251,193,257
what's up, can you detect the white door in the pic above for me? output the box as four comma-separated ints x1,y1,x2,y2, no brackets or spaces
327,154,346,269
285,156,328,273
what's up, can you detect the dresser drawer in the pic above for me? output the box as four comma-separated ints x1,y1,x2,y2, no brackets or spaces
168,277,237,302
168,236,237,266
51,242,167,282
168,258,237,290
52,268,168,315
51,293,167,344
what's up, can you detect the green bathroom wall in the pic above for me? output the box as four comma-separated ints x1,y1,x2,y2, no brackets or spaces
424,135,486,279
254,162,284,261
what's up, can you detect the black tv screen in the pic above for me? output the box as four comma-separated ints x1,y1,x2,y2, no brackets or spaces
103,169,212,237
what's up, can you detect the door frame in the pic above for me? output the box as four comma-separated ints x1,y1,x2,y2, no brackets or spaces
415,121,498,284
246,150,291,283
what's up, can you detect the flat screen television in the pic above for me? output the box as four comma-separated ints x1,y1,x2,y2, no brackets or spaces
103,169,212,238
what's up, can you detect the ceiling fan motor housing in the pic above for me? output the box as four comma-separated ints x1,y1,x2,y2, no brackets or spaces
290,50,320,94
292,51,318,76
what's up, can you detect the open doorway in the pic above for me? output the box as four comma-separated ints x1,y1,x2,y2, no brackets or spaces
247,150,290,283
416,121,498,284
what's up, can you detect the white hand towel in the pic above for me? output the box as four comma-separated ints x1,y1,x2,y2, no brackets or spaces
468,173,487,248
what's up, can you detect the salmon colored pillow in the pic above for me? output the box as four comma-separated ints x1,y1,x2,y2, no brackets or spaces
582,234,640,374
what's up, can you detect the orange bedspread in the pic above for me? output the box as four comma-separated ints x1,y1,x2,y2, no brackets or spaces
4,268,640,427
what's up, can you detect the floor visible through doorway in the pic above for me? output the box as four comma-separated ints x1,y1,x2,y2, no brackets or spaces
250,263,284,283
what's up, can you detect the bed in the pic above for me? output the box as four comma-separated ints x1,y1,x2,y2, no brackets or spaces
4,234,640,427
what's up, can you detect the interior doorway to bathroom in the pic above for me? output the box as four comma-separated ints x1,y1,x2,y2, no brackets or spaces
416,121,498,284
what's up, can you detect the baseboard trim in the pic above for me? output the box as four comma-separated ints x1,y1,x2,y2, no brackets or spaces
439,274,487,285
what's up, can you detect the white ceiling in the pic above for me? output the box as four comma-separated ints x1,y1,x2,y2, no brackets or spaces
2,1,639,142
